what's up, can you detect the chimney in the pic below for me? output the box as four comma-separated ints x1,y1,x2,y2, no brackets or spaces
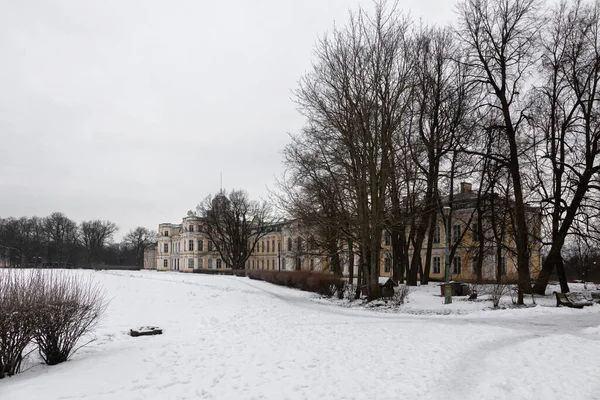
460,182,472,194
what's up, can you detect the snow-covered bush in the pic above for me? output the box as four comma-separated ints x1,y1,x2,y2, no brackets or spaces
0,270,40,378
488,283,511,308
34,272,107,365
391,285,410,305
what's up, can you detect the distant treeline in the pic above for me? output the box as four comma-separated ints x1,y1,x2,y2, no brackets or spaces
0,212,156,268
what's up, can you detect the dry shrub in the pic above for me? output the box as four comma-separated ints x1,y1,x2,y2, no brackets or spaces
0,270,40,378
488,283,511,308
35,272,107,365
391,285,410,305
0,269,107,377
246,270,344,297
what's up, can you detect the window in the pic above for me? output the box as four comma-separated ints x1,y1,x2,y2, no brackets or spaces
471,222,479,242
208,259,213,269
199,258,203,269
163,259,168,268
273,259,276,270
267,259,270,269
501,256,508,276
452,256,462,275
198,225,203,232
267,240,270,253
189,240,194,251
189,225,194,233
208,241,213,251
261,241,264,253
297,237,302,251
384,257,391,273
217,259,222,269
384,232,390,246
296,258,301,271
282,258,286,270
164,231,169,237
433,256,441,274
453,224,462,244
261,259,265,269
198,240,203,251
252,259,255,269
287,238,292,251
433,225,441,244
164,243,168,253
272,240,275,253
189,259,194,269
277,242,280,252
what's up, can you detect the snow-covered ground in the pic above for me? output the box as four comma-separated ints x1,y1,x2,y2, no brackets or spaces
2,270,600,400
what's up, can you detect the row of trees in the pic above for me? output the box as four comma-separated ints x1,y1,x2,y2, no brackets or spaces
277,0,600,302
0,213,156,268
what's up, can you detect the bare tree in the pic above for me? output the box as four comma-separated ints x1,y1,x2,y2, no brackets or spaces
457,0,542,304
293,2,413,299
43,212,79,265
79,220,118,266
123,227,157,268
197,189,272,271
530,0,600,294
402,25,475,285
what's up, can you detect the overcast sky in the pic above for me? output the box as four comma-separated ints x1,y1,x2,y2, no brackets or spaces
0,0,458,239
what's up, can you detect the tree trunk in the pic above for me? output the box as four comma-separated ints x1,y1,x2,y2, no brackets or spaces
347,239,354,285
391,230,403,283
422,212,437,285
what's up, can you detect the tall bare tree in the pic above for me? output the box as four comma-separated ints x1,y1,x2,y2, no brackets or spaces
294,2,413,299
197,189,272,271
79,220,118,265
403,25,475,285
457,0,542,303
123,227,156,268
43,212,79,265
531,0,600,294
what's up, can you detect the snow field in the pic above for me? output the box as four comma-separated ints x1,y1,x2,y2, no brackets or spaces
1,270,600,399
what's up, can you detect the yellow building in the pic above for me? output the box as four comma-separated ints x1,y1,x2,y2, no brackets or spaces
378,182,542,282
246,220,327,273
154,183,541,282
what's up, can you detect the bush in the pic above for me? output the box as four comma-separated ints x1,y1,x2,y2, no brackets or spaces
0,270,39,378
391,285,410,305
34,272,107,366
487,283,511,308
246,270,344,297
0,269,107,377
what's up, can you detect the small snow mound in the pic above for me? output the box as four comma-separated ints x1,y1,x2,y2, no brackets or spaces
583,325,600,335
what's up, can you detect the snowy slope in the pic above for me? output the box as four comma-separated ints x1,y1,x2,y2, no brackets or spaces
1,270,600,399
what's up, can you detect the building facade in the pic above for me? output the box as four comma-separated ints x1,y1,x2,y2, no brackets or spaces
152,183,542,282
156,211,227,272
378,182,542,282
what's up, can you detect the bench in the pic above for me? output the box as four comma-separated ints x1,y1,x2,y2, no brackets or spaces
554,292,594,308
